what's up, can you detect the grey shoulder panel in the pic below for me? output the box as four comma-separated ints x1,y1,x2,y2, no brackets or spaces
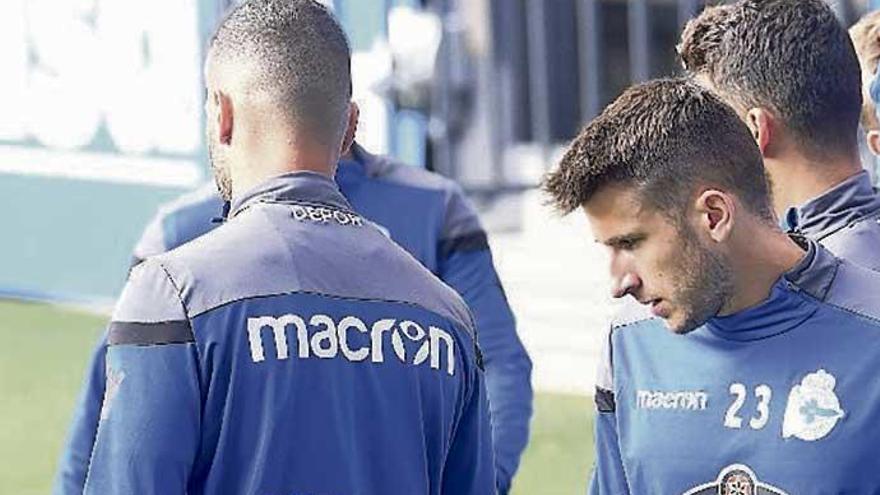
595,325,616,412
823,259,880,323
156,202,477,337
595,297,658,413
821,218,880,273
786,242,880,322
154,208,294,320
112,260,188,323
110,260,193,346
611,296,656,329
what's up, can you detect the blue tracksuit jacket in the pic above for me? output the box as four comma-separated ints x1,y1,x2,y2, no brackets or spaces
783,170,880,272
56,145,530,494
589,238,880,494
74,172,495,494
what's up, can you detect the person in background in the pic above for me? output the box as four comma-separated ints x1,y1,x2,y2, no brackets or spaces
55,0,495,493
678,0,880,271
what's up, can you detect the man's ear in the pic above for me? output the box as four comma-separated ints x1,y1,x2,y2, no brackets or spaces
867,129,880,157
216,90,234,145
744,107,773,156
339,101,359,156
693,189,736,243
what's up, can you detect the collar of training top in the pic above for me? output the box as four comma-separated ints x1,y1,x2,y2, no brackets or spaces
228,171,354,219
705,238,835,341
335,142,394,187
782,236,839,301
783,170,880,241
335,155,366,184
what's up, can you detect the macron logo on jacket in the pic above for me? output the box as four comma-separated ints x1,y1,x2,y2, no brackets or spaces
247,313,457,375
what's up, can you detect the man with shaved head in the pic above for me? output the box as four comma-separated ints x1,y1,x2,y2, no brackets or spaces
58,1,495,493
57,4,532,490
204,0,354,201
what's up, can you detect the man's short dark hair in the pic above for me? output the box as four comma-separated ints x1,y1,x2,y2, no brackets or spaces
543,78,774,223
678,0,862,159
211,0,351,144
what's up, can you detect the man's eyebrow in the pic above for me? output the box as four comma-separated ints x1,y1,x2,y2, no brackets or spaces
601,232,646,247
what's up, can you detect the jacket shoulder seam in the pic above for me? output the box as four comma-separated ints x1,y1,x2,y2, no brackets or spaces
813,210,880,242
815,298,880,326
611,314,658,330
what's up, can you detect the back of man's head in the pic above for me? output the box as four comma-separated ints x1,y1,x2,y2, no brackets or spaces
678,0,862,160
850,10,880,132
543,78,773,224
210,0,352,145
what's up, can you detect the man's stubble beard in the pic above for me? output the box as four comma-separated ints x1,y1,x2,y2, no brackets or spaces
669,226,735,334
208,140,233,202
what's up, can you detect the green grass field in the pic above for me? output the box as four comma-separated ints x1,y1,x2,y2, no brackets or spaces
0,299,593,494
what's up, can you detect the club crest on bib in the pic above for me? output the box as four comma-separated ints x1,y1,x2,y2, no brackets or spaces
782,369,844,441
682,464,789,495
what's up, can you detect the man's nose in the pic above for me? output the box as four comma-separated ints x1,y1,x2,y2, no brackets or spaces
611,272,641,299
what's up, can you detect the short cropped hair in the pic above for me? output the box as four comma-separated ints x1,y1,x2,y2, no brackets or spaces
850,10,880,130
543,78,774,224
678,0,862,159
210,0,351,143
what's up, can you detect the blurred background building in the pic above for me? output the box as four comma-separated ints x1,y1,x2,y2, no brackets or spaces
0,0,876,393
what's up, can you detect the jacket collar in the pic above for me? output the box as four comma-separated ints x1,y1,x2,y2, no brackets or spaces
782,236,839,301
783,171,880,241
704,238,835,341
336,142,394,182
228,171,353,218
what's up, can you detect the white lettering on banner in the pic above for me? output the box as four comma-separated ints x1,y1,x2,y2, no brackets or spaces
0,0,202,186
247,314,457,376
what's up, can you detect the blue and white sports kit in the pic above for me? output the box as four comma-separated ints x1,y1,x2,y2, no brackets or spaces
590,238,880,494
79,172,494,494
56,145,529,494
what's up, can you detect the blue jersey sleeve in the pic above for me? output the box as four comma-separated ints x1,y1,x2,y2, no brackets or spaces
55,196,205,493
588,331,629,495
53,334,108,495
441,364,497,494
438,184,533,494
55,203,180,494
589,411,630,494
82,261,201,494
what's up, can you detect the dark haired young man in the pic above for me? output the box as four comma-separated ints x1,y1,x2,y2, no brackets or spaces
545,78,880,494
679,0,880,271
60,1,495,493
